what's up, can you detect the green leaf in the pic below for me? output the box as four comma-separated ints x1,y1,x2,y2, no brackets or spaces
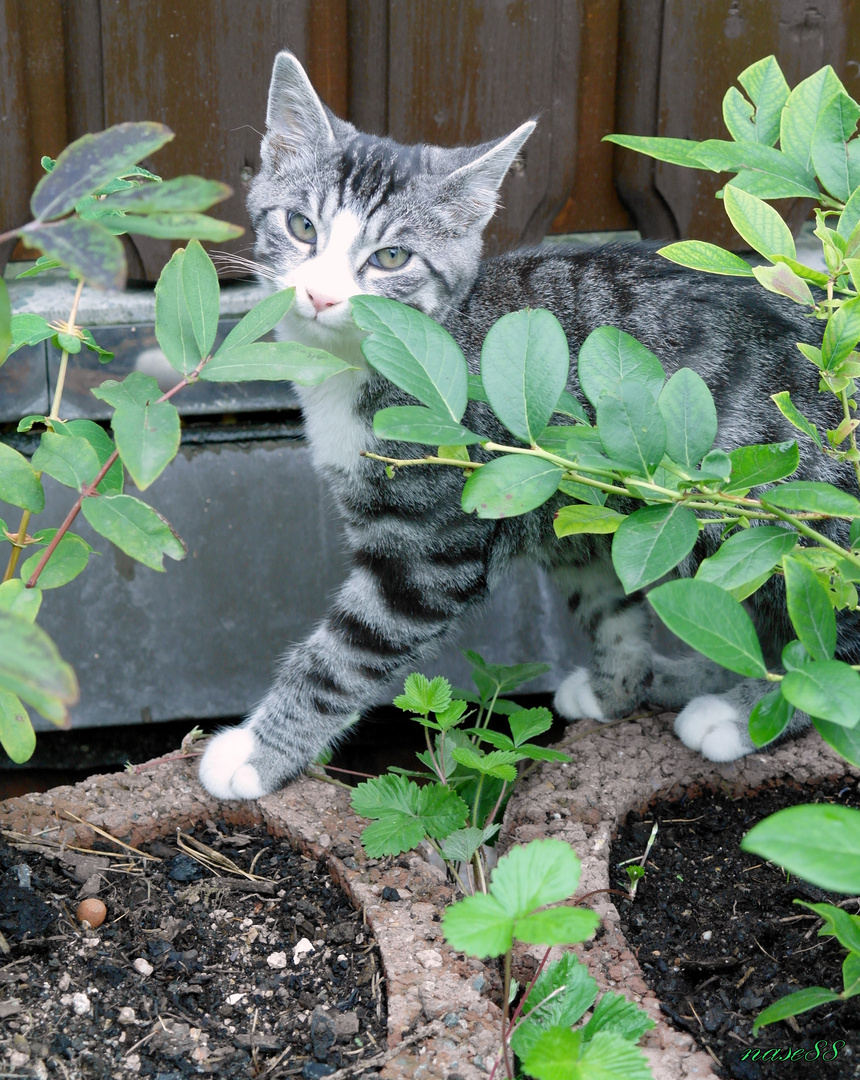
481,308,570,443
771,391,823,449
752,263,815,306
762,480,860,518
749,687,796,747
91,370,162,408
80,328,113,363
811,716,860,767
29,122,174,221
822,296,860,371
359,815,428,858
490,838,583,917
0,610,78,723
111,397,181,491
582,991,656,1044
81,494,185,571
508,707,554,745
554,503,625,537
722,186,796,260
215,289,295,354
727,56,789,147
513,907,600,946
0,579,42,623
104,211,243,242
0,690,35,764
770,254,831,287
781,66,847,173
154,247,199,376
577,326,665,409
601,134,707,168
811,91,860,202
372,406,482,446
461,455,562,518
648,579,767,677
351,295,467,421
20,533,93,589
443,891,514,956
440,827,494,864
419,782,472,839
612,504,699,593
554,389,590,424
14,255,65,279
350,774,467,857
200,341,357,383
795,900,860,954
723,440,799,494
450,744,518,781
696,526,796,596
838,185,860,241
463,651,551,700
62,419,122,494
180,239,219,360
0,279,10,366
19,217,126,291
557,480,607,507
783,555,837,661
0,442,45,512
596,382,667,476
31,432,101,492
658,368,717,469
9,312,56,355
512,954,598,1063
102,175,231,213
393,673,452,715
752,987,842,1034
658,240,753,277
694,140,818,199
843,951,860,997
742,804,860,893
781,661,860,727
523,1027,653,1080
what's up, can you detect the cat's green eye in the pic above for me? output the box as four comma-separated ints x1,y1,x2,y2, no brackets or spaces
370,246,411,270
287,211,317,244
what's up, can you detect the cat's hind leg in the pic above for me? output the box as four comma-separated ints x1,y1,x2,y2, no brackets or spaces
553,563,653,721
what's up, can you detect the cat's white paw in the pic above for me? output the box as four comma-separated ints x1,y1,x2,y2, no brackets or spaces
198,727,266,800
554,668,606,721
674,696,746,762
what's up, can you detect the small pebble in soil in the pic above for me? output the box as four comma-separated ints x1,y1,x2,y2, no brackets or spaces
75,897,106,928
381,885,401,901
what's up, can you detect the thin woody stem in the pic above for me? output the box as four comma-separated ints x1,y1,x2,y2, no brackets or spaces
49,277,85,420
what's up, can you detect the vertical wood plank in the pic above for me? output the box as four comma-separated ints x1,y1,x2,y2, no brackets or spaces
386,0,583,253
346,0,388,133
0,1,32,262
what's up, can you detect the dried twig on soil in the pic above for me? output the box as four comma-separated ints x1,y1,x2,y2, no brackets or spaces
176,831,271,881
59,812,160,861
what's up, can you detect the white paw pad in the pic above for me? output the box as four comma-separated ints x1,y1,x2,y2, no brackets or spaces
554,668,606,721
674,696,746,762
198,727,265,800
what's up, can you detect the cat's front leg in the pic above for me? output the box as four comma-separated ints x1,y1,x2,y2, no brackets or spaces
553,563,653,722
199,518,495,799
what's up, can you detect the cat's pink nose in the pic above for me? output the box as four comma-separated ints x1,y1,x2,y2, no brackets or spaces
306,287,341,313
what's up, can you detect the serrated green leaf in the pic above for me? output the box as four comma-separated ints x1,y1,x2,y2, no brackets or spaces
648,579,767,677
19,217,126,291
513,907,600,946
394,673,453,715
201,341,357,383
81,494,185,571
0,442,45,512
742,804,860,893
577,326,665,409
351,295,467,421
443,891,514,956
611,504,699,593
441,826,494,864
373,406,482,446
523,1027,653,1080
463,652,552,700
481,308,570,443
581,991,656,1044
658,240,753,276
508,707,554,746
490,838,583,917
30,122,173,221
359,815,428,858
783,555,837,661
461,455,562,518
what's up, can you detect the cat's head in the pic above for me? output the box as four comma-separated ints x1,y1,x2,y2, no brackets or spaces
247,50,534,354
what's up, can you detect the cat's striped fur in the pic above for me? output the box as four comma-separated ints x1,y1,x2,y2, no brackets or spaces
199,51,855,801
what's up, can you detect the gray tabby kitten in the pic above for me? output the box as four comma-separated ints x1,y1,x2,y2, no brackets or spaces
199,50,854,801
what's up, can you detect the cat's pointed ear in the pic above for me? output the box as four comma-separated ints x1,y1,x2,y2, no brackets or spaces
442,120,537,230
265,50,335,151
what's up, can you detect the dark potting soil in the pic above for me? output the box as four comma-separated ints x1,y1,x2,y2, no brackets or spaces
0,821,387,1079
612,775,860,1080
